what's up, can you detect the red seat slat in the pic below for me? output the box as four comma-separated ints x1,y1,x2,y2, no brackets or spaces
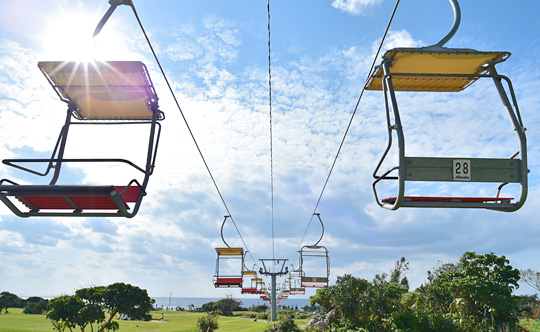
113,186,141,202
241,288,257,293
216,278,242,285
16,186,141,210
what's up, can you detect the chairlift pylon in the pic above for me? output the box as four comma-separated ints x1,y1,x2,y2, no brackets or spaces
368,0,527,212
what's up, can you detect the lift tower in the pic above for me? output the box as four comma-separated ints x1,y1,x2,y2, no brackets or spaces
259,259,288,322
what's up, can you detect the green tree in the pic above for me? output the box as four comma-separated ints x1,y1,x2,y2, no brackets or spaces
0,291,20,313
76,286,106,305
330,274,370,325
98,282,154,331
389,257,409,290
47,295,85,332
217,294,241,316
200,300,219,313
24,296,49,314
46,283,153,332
309,286,332,311
197,311,219,332
419,252,522,332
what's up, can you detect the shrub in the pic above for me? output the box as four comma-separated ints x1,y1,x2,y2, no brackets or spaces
197,311,219,332
257,311,270,320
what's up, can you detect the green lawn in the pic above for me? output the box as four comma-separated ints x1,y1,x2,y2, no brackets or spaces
2,308,538,331
0,309,279,332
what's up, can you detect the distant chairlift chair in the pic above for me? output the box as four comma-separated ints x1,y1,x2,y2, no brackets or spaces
299,245,330,287
368,0,527,212
213,247,244,288
213,215,245,288
288,269,306,295
241,265,258,294
299,213,330,288
0,61,164,217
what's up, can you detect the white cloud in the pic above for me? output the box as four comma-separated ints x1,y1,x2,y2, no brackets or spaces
378,29,421,53
332,0,383,15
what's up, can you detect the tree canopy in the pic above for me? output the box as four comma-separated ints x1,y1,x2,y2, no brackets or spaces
46,283,154,332
309,252,527,332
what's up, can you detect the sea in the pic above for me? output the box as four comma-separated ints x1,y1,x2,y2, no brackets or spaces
152,297,312,311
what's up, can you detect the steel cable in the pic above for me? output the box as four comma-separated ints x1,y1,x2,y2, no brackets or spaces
128,2,258,266
291,0,402,264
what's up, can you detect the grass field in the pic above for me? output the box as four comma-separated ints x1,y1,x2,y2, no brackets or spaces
3,308,536,331
0,309,307,332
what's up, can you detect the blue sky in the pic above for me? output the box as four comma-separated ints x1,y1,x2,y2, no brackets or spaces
1,0,540,300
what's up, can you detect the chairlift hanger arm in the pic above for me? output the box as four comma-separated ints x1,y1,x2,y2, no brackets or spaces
313,213,324,247
220,215,231,248
427,0,461,49
93,0,133,38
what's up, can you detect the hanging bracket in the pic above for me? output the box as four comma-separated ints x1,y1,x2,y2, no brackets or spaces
220,215,232,248
312,213,325,247
425,0,461,49
93,0,134,38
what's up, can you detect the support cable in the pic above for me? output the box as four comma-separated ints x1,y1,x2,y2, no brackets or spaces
122,2,257,266
291,0,402,262
267,0,275,261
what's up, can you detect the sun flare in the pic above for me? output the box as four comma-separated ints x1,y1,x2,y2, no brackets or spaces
39,11,135,62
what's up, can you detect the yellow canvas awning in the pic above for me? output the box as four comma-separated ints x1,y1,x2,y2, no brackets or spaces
365,48,510,92
38,61,161,120
215,247,244,256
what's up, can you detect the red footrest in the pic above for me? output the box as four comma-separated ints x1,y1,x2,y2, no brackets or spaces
382,196,513,204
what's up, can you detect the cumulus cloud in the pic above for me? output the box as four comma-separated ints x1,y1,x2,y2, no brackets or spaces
332,0,383,14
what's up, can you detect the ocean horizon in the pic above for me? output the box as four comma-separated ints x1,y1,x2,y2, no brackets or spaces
152,296,313,310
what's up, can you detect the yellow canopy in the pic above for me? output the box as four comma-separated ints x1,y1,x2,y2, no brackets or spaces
38,61,160,120
215,247,244,256
365,48,510,92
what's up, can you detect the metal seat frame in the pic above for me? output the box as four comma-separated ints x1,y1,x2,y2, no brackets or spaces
213,216,245,288
0,61,163,218
298,213,330,288
371,50,527,212
369,0,527,212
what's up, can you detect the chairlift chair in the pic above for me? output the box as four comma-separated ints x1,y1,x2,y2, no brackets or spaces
256,280,266,294
287,271,306,295
298,213,330,287
299,245,330,287
241,267,258,294
213,247,244,288
0,61,164,217
213,216,245,288
281,278,291,295
368,0,527,212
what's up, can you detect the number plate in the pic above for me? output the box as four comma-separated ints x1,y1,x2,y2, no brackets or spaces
453,159,471,181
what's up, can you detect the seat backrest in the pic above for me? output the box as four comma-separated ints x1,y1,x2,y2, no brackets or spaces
403,157,522,183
